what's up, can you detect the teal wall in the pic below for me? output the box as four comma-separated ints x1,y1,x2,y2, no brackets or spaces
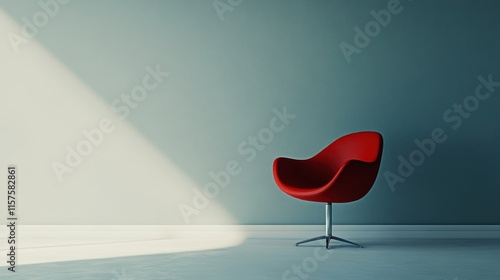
2,0,500,225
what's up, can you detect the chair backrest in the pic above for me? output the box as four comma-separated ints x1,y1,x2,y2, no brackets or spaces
313,131,383,169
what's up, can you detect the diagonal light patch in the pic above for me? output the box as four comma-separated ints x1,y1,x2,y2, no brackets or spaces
0,9,244,265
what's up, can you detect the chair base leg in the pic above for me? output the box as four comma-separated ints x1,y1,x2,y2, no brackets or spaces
296,235,363,249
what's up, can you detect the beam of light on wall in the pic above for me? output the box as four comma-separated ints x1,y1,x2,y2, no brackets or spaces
0,9,245,265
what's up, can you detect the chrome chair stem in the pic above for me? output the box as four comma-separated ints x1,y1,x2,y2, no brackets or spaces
295,203,363,249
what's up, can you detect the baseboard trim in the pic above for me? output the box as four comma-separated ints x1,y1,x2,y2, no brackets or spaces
238,225,500,239
7,225,500,241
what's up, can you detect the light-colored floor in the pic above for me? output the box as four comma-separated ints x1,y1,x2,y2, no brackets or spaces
1,238,499,280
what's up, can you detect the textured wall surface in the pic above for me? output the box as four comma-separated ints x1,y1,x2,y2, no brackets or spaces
1,0,499,225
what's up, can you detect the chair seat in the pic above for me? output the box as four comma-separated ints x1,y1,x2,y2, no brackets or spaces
274,158,334,189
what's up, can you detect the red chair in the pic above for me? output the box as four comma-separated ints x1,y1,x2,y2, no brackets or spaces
273,131,383,249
